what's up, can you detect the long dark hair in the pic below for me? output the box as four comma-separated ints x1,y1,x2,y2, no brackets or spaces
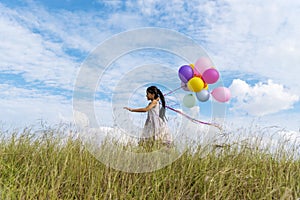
146,86,167,121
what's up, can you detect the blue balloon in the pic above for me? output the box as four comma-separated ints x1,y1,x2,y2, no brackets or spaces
196,90,210,102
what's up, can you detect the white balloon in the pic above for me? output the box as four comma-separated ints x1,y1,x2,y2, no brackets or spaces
183,94,196,108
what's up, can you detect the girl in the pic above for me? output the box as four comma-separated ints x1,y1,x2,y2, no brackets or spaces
124,86,172,147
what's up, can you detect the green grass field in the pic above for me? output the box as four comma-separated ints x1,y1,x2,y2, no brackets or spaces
0,125,299,199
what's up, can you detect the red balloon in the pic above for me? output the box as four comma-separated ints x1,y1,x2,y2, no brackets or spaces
194,69,202,78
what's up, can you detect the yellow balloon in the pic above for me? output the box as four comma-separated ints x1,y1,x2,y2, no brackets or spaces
187,77,204,92
189,63,195,69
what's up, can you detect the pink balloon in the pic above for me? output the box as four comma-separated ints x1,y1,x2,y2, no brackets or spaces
202,68,219,84
181,81,190,91
194,57,213,74
211,87,231,102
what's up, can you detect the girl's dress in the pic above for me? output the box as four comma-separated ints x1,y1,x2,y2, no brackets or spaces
141,102,172,144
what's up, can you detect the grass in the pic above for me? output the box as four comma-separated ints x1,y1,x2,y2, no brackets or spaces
0,124,299,199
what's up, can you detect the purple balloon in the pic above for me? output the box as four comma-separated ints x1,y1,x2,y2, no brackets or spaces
181,81,190,91
178,65,194,83
202,68,219,84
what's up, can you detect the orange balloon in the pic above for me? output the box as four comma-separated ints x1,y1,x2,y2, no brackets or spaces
189,63,195,69
187,77,204,92
203,82,209,90
194,72,202,78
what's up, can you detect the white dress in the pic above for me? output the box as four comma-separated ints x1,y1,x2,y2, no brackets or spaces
141,102,172,143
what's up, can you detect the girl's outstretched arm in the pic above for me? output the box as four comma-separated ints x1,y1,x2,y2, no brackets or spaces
124,100,158,112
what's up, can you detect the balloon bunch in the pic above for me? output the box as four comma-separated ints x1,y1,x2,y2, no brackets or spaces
178,57,231,108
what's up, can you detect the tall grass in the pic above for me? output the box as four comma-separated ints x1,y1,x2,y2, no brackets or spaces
0,125,299,199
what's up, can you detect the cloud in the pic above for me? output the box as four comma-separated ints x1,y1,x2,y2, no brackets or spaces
132,0,300,95
0,1,149,126
229,79,299,116
73,110,139,146
0,3,79,89
1,0,299,137
0,84,72,127
200,0,300,94
0,1,147,89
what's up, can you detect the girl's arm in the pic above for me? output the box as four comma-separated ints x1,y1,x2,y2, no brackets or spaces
124,100,158,112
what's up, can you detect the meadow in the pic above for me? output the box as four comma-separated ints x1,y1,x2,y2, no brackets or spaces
0,124,299,199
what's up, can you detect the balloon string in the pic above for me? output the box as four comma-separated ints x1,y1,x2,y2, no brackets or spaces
166,105,222,130
163,86,221,129
163,86,184,96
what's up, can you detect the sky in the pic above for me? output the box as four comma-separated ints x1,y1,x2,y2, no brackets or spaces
0,0,299,138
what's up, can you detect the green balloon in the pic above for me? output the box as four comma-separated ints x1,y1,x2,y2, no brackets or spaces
183,94,196,108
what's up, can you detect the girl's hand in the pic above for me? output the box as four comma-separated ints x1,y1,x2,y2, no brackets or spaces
123,107,132,112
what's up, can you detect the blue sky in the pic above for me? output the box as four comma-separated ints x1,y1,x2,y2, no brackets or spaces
0,0,299,134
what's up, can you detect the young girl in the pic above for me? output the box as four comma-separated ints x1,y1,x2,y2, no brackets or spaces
123,86,172,147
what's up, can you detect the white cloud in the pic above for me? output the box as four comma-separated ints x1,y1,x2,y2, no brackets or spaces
132,0,300,95
201,0,300,94
73,110,139,145
0,3,78,89
0,84,72,127
0,1,150,128
277,130,300,145
1,0,299,138
0,2,146,90
73,110,90,128
224,112,300,134
229,79,299,116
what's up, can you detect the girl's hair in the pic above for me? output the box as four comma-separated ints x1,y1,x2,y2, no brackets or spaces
146,86,167,121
